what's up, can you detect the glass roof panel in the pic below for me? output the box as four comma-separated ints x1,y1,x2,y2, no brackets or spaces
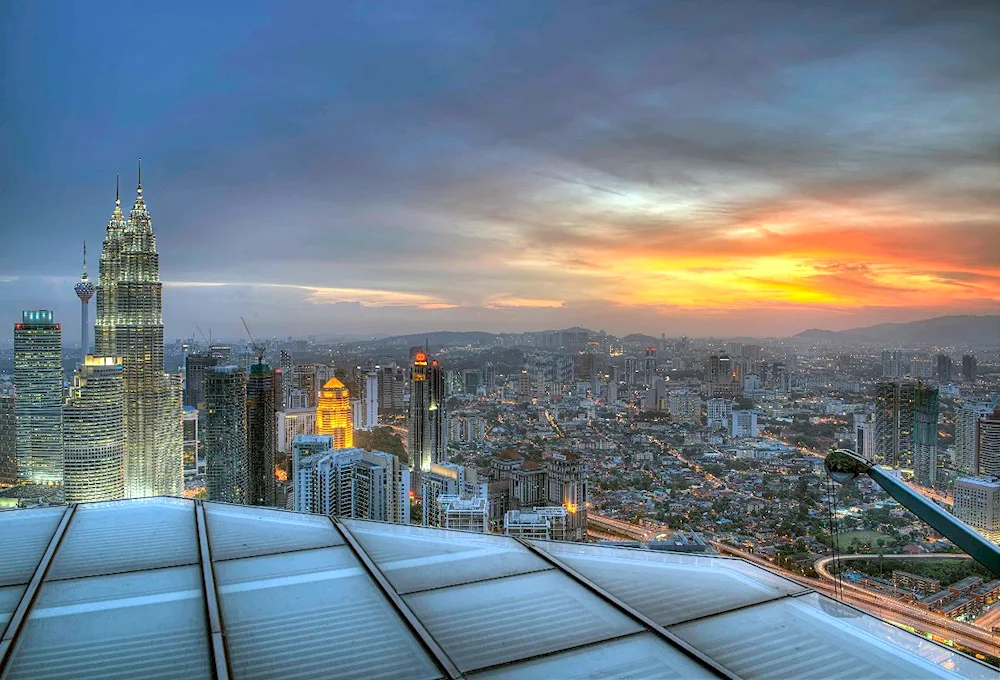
215,546,441,680
0,506,65,586
4,565,211,680
671,592,996,680
204,502,343,561
46,498,197,581
468,632,717,679
0,584,27,633
404,569,645,673
343,519,551,593
531,540,805,625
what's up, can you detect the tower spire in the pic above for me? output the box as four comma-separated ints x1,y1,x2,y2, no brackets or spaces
82,241,88,280
116,174,120,207
137,158,142,196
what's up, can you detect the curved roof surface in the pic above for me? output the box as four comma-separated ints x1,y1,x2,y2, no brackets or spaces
0,498,994,679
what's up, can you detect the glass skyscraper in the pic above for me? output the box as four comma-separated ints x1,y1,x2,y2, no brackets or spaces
63,356,125,502
204,366,248,504
95,168,183,498
13,310,63,485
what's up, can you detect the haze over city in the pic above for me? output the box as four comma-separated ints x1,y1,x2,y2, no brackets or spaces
3,0,999,341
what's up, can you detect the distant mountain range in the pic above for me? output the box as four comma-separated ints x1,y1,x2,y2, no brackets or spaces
794,315,1000,346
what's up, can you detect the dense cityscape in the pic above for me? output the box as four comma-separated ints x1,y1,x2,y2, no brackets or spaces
0,169,997,668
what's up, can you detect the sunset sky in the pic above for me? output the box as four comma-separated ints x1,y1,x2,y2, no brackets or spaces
2,1,998,340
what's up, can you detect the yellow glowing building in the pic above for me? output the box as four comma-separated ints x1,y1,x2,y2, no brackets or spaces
316,377,354,449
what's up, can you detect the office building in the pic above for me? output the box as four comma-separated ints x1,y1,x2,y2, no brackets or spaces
63,356,125,502
14,310,63,485
490,450,587,540
95,169,183,498
246,362,278,506
183,352,219,409
363,371,378,429
73,242,95,365
292,444,409,523
504,506,568,541
954,399,996,474
204,366,248,504
979,409,1000,477
912,384,939,486
961,355,977,382
706,355,740,399
409,350,446,472
855,417,876,461
437,496,489,533
953,477,1000,542
421,462,483,527
731,410,759,438
0,396,16,487
292,363,334,408
873,381,917,468
316,377,353,449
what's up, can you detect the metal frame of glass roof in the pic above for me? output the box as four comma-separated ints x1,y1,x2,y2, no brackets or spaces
0,498,995,680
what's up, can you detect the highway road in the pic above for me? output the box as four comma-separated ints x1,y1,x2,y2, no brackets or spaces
709,542,1000,657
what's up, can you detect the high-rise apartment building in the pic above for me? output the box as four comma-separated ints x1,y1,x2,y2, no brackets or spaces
63,356,125,502
316,377,353,449
667,390,702,425
204,366,248,504
706,398,733,429
912,384,939,486
277,407,317,454
961,355,977,382
873,381,917,468
643,347,657,385
0,396,16,487
954,399,996,474
363,371,378,429
855,417,876,460
246,362,278,506
74,242,95,366
731,410,759,438
881,349,903,378
953,477,1000,542
623,356,637,386
95,169,183,498
421,462,483,527
292,443,409,523
14,310,63,485
935,354,953,382
979,409,1000,478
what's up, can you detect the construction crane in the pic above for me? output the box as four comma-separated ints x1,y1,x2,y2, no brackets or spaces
825,449,1000,576
241,317,266,367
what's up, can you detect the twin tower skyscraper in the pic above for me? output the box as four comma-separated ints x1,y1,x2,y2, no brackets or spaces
95,164,183,498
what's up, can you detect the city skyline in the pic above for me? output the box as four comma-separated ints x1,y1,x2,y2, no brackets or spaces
3,2,999,341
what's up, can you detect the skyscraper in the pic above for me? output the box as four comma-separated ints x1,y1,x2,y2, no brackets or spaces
292,445,409,523
643,347,657,385
63,356,125,502
881,350,903,378
935,354,952,382
183,352,220,409
204,366,248,504
0,396,15,487
954,399,996,474
363,371,378,429
95,167,183,498
246,362,278,506
409,350,432,472
74,242,95,366
953,477,1000,543
961,355,977,382
912,383,939,487
979,409,1000,478
316,377,353,449
873,380,916,468
14,310,63,485
429,358,446,462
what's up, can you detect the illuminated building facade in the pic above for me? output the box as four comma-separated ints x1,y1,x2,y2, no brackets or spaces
873,380,917,468
912,383,939,486
95,168,183,498
408,350,446,473
204,366,248,504
246,362,278,506
63,356,125,502
14,310,63,485
316,377,353,449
